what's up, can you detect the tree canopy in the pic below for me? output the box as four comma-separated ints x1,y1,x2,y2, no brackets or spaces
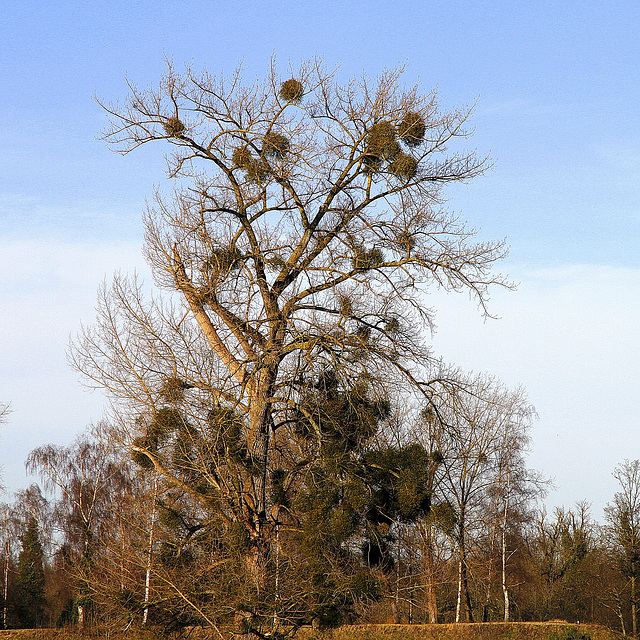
70,59,510,636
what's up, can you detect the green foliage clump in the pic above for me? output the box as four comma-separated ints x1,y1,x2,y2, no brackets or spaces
362,118,422,178
232,145,253,168
207,405,248,462
163,116,185,137
160,376,191,402
365,121,401,163
245,158,270,183
384,317,400,335
132,407,187,468
262,131,290,158
232,145,269,182
398,111,426,147
297,377,386,455
205,246,243,275
389,152,418,180
364,443,432,522
149,407,184,442
279,78,304,102
131,436,155,469
270,468,289,506
352,246,384,270
396,229,416,253
429,501,457,534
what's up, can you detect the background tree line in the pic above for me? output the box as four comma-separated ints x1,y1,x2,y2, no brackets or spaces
0,410,639,634
0,60,637,637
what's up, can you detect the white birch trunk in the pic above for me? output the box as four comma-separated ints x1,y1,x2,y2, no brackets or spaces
143,473,159,625
502,471,512,622
3,546,8,630
455,559,462,623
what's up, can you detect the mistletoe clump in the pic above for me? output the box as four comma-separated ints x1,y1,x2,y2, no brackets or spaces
163,116,185,137
389,152,418,180
262,131,290,158
364,121,401,168
398,112,426,147
279,78,304,102
232,145,269,183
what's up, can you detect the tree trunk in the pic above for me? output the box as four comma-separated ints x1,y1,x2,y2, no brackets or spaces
3,546,8,630
390,599,400,624
461,554,474,622
632,573,637,638
457,526,474,623
455,560,462,623
423,524,438,623
483,521,496,622
616,597,626,637
502,474,511,622
248,367,277,519
143,474,159,625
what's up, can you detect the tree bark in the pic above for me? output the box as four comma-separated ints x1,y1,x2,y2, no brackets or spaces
455,560,462,623
632,572,637,638
423,524,438,623
3,545,8,630
461,553,474,622
502,473,512,622
483,522,496,622
143,474,159,625
456,525,474,623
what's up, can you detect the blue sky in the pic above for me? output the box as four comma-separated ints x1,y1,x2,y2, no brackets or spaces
1,0,639,517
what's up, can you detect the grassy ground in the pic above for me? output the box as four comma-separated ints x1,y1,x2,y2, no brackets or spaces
298,622,624,640
0,623,626,640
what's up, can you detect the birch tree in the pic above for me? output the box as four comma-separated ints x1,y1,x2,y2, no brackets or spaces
26,437,130,626
420,374,537,622
606,460,640,637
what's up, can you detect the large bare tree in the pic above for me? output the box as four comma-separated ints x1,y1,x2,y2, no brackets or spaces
71,59,508,634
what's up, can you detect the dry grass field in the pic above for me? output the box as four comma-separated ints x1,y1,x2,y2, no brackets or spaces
298,622,624,640
0,623,625,640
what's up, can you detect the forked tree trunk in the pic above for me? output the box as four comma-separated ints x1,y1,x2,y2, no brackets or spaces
244,367,279,593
